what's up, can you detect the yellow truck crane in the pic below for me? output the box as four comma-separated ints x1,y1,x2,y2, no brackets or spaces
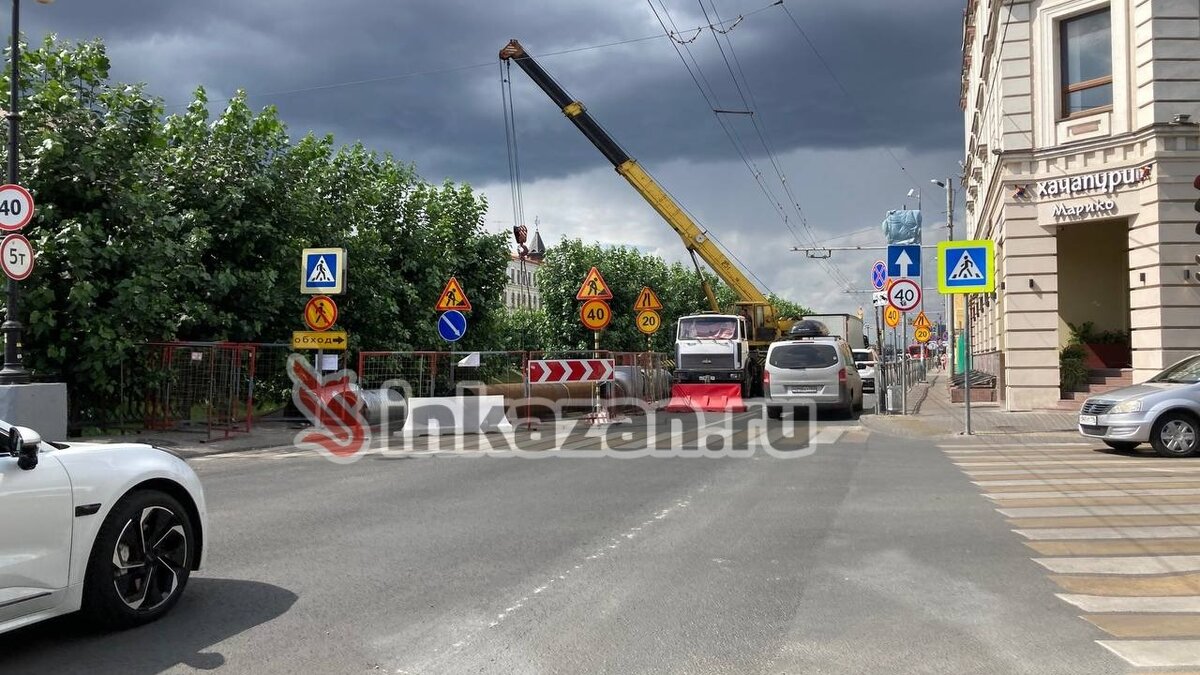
500,39,793,410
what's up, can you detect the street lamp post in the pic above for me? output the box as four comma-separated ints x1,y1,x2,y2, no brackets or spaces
0,0,48,384
932,178,955,379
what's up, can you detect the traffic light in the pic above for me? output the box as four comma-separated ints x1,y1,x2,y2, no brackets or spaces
1195,173,1200,235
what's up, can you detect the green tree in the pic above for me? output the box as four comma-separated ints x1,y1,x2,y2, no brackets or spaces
4,36,508,429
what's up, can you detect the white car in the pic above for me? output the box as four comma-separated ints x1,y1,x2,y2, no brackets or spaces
0,421,206,634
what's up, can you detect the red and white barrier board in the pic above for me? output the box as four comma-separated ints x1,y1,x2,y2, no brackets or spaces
528,359,615,383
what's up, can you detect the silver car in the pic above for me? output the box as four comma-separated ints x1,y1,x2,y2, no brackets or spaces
1079,354,1200,457
764,337,863,419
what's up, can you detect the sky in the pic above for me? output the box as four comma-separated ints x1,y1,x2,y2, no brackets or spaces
17,0,966,333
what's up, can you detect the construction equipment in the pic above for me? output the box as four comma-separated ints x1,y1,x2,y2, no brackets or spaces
500,39,795,411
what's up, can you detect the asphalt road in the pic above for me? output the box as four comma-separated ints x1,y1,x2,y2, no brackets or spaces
0,406,1128,674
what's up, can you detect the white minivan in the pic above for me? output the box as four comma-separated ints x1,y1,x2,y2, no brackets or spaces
763,337,863,419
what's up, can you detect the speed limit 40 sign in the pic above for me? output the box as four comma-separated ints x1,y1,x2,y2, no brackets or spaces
0,185,34,232
887,277,921,312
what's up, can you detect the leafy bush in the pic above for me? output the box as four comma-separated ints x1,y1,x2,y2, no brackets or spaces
1059,344,1090,392
1068,321,1129,345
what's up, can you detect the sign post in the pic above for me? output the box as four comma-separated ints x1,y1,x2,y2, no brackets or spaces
937,239,996,435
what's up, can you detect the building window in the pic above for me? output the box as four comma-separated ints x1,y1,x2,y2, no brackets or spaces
1060,8,1112,118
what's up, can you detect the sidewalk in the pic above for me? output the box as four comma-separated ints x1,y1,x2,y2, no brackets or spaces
861,373,1081,441
81,422,304,459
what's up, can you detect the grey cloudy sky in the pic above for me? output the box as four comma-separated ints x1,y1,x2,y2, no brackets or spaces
19,0,965,329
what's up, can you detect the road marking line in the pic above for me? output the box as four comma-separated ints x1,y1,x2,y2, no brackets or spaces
1097,640,1200,668
959,460,1181,468
964,468,1194,477
974,473,1200,482
1058,594,1200,613
996,495,1200,508
1036,556,1200,574
1009,514,1200,528
940,443,1096,449
1084,614,1200,638
1051,572,1200,597
1027,539,1200,556
999,504,1200,518
1018,525,1200,540
986,488,1200,499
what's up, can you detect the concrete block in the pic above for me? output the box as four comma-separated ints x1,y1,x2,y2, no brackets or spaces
0,383,67,441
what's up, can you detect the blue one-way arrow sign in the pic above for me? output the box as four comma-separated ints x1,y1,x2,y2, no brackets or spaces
887,244,921,279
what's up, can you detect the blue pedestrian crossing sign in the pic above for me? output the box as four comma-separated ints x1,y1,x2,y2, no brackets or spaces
937,240,994,294
886,244,921,279
438,310,468,343
301,247,345,294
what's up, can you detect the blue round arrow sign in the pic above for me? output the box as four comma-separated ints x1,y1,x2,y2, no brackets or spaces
438,310,467,343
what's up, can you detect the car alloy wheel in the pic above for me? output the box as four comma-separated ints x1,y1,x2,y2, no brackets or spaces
111,505,189,612
1153,413,1199,458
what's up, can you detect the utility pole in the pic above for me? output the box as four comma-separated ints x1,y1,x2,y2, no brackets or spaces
945,178,954,378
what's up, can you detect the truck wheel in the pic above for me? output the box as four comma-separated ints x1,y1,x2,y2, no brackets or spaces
767,405,782,420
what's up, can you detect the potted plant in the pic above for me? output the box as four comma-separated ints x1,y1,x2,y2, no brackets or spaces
1068,322,1131,370
1059,343,1089,393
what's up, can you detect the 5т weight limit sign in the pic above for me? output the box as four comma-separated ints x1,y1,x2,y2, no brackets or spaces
887,278,921,312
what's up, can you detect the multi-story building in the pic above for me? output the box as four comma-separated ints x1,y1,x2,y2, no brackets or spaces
504,229,546,310
959,0,1200,410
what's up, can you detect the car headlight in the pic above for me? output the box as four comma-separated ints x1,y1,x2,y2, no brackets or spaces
1110,399,1143,414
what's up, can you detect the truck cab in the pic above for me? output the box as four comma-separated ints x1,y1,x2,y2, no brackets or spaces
673,313,756,395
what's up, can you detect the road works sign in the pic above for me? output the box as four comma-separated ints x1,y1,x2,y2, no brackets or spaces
886,244,920,279
937,240,995,294
576,266,613,300
435,276,472,311
884,305,901,328
301,247,345,294
292,330,348,350
636,309,661,335
580,299,612,331
634,286,663,311
528,358,615,383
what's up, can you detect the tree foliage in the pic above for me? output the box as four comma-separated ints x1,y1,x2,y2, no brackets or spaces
4,36,506,426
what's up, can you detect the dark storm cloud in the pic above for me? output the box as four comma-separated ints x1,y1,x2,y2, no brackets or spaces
17,0,962,184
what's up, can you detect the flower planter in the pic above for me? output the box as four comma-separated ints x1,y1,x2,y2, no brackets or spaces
1083,343,1131,369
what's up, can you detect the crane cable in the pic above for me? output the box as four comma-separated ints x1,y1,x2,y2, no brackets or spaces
500,60,526,245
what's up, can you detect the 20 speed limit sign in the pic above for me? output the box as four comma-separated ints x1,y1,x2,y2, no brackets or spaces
887,277,921,312
0,185,34,232
1,234,34,281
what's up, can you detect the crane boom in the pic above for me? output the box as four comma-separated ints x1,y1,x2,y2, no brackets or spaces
500,39,782,342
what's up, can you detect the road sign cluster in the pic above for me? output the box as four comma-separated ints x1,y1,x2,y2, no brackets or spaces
435,276,472,343
294,248,348,352
0,184,35,282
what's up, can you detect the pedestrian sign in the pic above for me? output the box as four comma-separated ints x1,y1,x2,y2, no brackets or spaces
634,286,663,311
937,240,994,294
304,295,338,331
435,276,472,311
913,311,931,330
576,267,613,300
301,248,345,294
887,244,921,279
